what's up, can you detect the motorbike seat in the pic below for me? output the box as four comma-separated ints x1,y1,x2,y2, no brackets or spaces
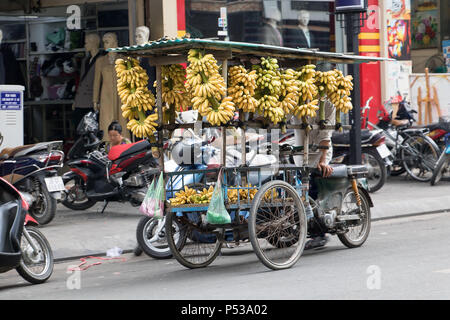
0,144,36,159
108,140,150,161
0,141,62,160
416,122,450,133
331,130,374,145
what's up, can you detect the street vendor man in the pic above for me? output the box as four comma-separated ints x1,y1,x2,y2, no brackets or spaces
291,69,335,250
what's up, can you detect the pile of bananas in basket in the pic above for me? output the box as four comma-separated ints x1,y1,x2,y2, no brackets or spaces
169,186,214,206
227,184,258,204
186,49,236,125
115,57,158,138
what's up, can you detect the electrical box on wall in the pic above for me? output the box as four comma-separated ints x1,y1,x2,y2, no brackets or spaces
0,85,25,149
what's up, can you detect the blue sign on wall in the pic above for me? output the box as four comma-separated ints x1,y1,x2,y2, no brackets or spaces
335,0,366,12
0,92,22,110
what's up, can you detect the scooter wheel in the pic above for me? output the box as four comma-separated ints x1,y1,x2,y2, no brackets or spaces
29,183,57,225
136,215,175,259
16,226,54,284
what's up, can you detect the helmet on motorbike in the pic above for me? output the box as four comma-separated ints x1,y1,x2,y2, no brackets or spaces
77,112,99,135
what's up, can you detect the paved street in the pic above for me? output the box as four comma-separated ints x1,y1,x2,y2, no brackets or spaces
1,211,450,300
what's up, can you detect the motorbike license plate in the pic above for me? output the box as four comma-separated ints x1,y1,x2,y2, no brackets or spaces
44,176,65,192
376,144,392,159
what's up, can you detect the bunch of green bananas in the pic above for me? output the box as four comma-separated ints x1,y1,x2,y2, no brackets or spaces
254,57,285,124
228,66,259,113
186,49,235,125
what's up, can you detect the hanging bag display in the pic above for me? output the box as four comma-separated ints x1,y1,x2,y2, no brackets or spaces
151,172,166,219
206,168,231,224
139,179,155,216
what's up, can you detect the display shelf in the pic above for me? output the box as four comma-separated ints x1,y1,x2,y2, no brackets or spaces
29,48,85,55
24,100,74,106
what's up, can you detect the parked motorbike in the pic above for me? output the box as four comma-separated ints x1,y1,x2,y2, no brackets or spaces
62,137,159,211
66,111,104,161
0,177,54,284
362,96,440,182
330,129,391,192
423,117,450,152
430,132,450,186
0,140,64,225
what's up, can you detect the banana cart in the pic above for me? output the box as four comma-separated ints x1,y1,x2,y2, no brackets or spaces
109,38,387,270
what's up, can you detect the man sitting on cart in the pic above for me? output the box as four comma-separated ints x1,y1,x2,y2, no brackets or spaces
292,64,335,249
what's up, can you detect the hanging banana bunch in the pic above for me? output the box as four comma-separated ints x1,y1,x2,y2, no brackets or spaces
115,57,157,138
254,57,285,124
329,69,354,131
279,68,300,116
185,49,235,126
314,69,337,127
289,65,319,131
157,64,191,112
228,66,259,113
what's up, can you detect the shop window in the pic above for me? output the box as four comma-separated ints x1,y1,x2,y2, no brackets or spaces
186,0,335,52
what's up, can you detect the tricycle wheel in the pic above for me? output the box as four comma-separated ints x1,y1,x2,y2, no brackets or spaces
249,180,307,270
337,187,371,248
165,211,223,269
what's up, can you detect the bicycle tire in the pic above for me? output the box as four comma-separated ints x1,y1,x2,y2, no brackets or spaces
165,211,223,269
401,134,440,182
249,180,306,270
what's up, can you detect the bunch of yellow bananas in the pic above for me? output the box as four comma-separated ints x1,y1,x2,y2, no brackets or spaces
206,97,235,126
115,57,157,138
315,70,338,95
159,64,190,112
185,49,235,125
279,69,301,115
228,66,258,113
329,70,354,114
293,99,319,118
115,58,149,89
263,189,279,201
126,110,158,138
169,186,198,206
169,185,215,206
227,184,258,203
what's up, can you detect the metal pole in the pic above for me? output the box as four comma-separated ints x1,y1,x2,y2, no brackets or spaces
348,13,362,165
156,65,164,171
